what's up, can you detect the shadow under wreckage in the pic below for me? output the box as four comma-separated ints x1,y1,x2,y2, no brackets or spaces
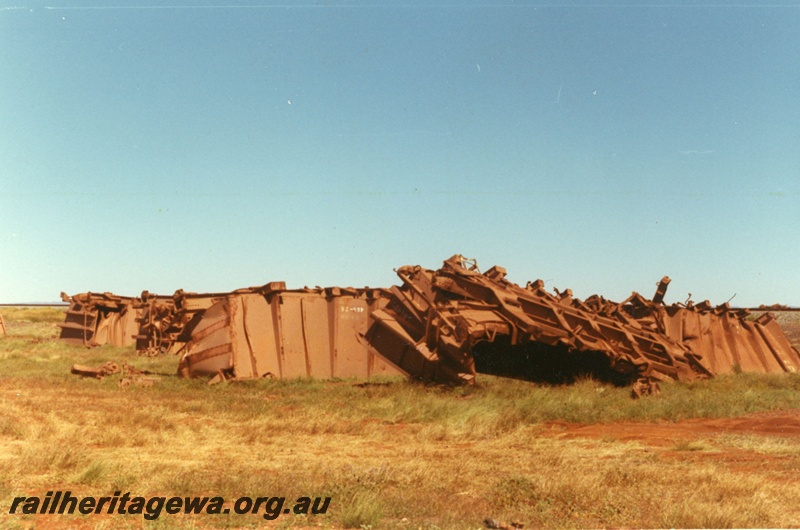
60,255,800,395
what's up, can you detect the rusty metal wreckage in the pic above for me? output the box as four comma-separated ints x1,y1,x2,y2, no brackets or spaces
60,255,800,395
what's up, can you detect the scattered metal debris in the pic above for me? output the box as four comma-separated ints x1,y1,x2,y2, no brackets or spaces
70,360,158,387
631,377,661,399
484,518,524,529
70,361,124,378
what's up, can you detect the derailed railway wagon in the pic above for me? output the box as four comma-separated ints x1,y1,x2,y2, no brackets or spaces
177,283,402,383
357,256,800,392
58,292,141,347
61,255,800,392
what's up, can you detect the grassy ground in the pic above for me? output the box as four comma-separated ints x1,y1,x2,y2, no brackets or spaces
1,308,800,528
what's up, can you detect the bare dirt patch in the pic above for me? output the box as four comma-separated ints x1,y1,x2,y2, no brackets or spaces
543,408,800,447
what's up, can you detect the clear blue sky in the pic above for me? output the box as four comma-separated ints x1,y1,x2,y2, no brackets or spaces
2,1,798,306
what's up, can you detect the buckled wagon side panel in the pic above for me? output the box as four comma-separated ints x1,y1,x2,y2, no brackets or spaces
177,299,234,378
656,307,800,375
751,314,800,372
59,293,140,348
179,288,402,381
93,308,139,347
59,298,98,346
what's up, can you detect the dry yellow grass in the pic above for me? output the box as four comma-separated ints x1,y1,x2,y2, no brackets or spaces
1,308,800,528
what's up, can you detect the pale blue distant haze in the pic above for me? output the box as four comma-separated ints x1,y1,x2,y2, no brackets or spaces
1,1,798,306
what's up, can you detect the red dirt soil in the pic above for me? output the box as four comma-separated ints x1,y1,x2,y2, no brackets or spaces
542,409,800,447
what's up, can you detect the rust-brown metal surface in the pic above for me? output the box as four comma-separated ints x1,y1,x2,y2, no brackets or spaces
177,284,401,382
362,255,800,387
70,360,157,387
61,255,800,390
60,289,236,355
615,295,800,376
70,361,124,378
134,290,219,355
58,292,140,347
134,286,304,356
